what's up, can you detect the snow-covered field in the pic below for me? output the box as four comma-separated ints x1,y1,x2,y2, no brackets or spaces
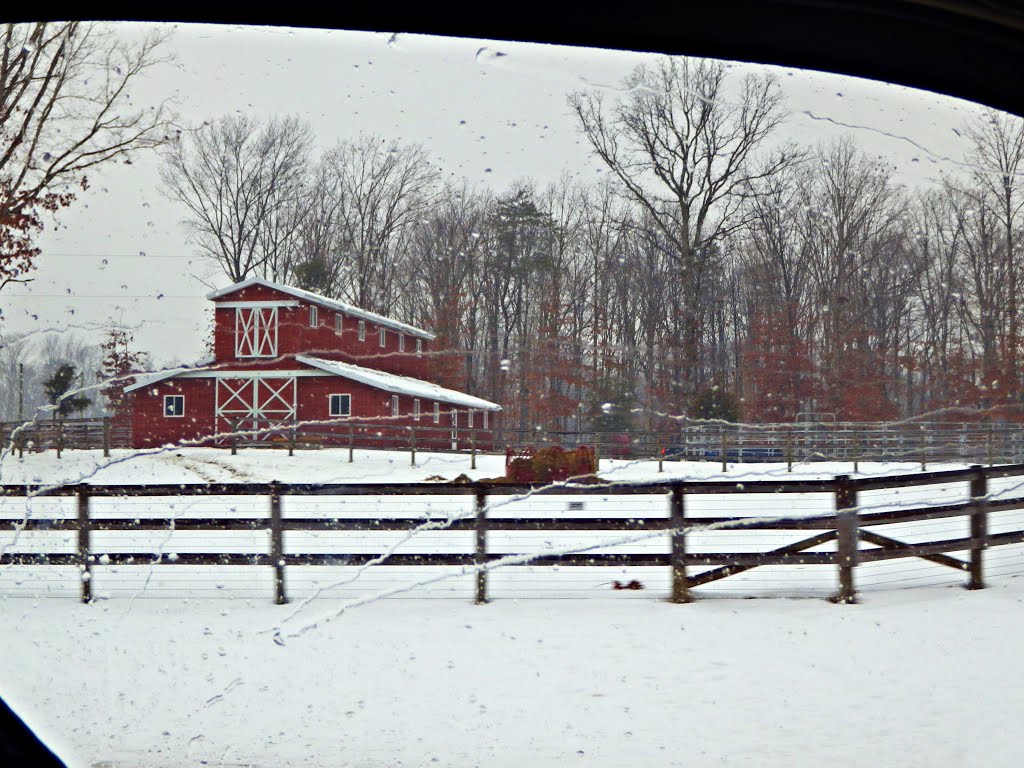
0,445,980,486
2,581,1023,768
2,448,1023,766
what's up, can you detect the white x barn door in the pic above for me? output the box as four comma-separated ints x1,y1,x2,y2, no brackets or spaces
235,307,278,358
215,377,296,440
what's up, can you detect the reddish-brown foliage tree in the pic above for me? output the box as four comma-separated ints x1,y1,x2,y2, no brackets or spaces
98,329,150,416
742,310,818,422
821,329,899,421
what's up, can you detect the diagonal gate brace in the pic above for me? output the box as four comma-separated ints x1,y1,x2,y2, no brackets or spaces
858,529,969,571
688,529,837,588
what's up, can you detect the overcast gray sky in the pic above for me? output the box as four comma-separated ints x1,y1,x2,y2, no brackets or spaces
1,22,991,367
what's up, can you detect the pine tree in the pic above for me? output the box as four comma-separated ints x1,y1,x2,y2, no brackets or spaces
43,364,91,419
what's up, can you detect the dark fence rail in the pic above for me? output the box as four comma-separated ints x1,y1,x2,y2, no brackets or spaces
3,463,1024,604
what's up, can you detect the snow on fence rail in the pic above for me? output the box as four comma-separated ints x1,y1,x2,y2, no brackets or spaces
3,464,1024,604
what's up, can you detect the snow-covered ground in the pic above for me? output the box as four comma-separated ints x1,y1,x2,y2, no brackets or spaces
2,448,1023,766
0,445,979,486
2,580,1023,768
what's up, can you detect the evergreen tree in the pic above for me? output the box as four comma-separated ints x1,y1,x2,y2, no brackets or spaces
43,364,91,419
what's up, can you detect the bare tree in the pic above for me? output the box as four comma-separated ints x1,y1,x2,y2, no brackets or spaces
314,136,437,313
0,22,173,292
569,57,792,392
160,114,312,283
406,182,489,389
961,109,1024,385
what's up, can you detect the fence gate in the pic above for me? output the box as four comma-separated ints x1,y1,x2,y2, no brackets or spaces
215,377,296,441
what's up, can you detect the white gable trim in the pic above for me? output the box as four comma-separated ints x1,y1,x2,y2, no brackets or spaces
207,277,436,341
125,368,324,393
216,300,299,309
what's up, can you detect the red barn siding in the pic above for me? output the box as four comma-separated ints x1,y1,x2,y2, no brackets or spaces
131,280,496,450
130,378,218,449
294,377,494,450
212,284,431,378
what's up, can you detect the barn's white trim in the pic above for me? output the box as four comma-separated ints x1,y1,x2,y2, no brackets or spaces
125,368,322,392
207,276,436,340
215,376,297,439
235,306,278,358
215,300,299,309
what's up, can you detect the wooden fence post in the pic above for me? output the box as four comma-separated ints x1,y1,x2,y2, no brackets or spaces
721,427,727,472
349,424,354,463
920,427,927,471
410,426,417,466
594,432,601,468
786,429,793,472
77,485,92,604
269,480,287,605
474,486,488,604
230,418,238,456
102,417,111,458
968,466,988,590
56,419,64,460
288,423,296,457
670,484,693,603
471,428,477,470
988,422,994,466
833,475,858,604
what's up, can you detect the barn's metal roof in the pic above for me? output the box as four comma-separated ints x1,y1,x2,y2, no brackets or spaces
206,277,436,341
297,355,501,411
124,354,501,412
122,357,217,393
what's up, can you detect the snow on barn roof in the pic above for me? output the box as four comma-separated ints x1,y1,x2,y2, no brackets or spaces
206,277,436,341
122,357,217,393
297,355,501,411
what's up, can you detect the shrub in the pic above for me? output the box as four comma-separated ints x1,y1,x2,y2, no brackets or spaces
505,445,597,483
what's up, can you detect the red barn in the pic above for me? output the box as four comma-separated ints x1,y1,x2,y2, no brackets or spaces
124,277,500,450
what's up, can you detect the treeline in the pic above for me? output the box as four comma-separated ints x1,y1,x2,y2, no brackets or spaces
159,57,1024,431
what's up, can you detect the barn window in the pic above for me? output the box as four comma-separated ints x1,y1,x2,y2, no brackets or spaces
399,334,405,352
329,394,351,417
309,305,318,327
451,409,458,426
391,395,400,417
335,313,343,334
433,403,440,424
414,398,421,420
483,411,489,429
163,395,184,417
416,338,422,356
358,320,366,341
379,327,386,347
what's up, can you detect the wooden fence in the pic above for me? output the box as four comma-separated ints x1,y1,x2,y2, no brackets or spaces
0,417,130,457
2,463,1024,604
7,416,1024,468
